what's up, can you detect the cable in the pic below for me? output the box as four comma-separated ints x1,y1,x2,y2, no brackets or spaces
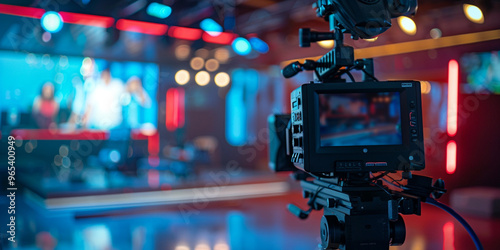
370,171,389,180
381,178,408,190
345,70,356,82
425,198,483,250
369,179,393,198
385,173,403,183
361,69,379,81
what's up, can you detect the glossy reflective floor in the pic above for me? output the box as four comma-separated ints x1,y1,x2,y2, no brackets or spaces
3,192,499,250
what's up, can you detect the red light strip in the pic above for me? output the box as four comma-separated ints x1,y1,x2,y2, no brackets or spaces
443,222,455,250
202,32,237,45
447,59,459,137
168,26,203,41
165,88,185,131
59,12,114,28
0,4,239,42
446,140,457,174
148,132,160,156
165,88,178,131
0,4,44,18
116,19,168,36
178,88,185,128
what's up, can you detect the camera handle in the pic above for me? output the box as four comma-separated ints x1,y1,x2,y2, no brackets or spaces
282,21,379,83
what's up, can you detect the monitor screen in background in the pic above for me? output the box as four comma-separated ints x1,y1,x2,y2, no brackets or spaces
461,50,500,94
319,92,402,147
0,51,158,130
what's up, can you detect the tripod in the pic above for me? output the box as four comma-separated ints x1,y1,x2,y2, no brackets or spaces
288,172,445,250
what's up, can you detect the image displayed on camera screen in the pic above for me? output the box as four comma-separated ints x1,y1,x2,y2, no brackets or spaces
319,92,402,147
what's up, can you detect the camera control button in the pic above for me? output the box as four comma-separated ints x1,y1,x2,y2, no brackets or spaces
410,101,416,108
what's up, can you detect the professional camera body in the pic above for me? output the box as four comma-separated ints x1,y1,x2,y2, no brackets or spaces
268,1,448,249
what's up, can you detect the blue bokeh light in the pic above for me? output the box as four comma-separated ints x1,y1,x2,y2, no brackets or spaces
232,37,252,56
200,18,223,36
41,11,63,33
249,37,269,54
146,2,172,19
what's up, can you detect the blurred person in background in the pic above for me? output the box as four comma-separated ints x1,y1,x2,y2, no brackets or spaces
65,77,86,130
32,81,59,129
83,66,124,129
124,76,151,129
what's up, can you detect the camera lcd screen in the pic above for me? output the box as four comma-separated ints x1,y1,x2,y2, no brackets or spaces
319,92,402,147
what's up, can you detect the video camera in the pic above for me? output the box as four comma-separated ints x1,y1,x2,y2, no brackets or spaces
267,1,456,249
270,0,422,176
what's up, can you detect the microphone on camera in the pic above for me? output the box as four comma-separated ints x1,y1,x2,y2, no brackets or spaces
282,60,317,79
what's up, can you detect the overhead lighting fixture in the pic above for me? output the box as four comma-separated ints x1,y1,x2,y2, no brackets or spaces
398,16,417,36
41,11,63,33
147,2,172,19
200,18,222,36
195,71,210,86
463,4,484,24
232,37,252,56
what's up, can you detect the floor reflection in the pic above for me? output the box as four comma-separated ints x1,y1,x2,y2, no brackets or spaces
4,192,499,250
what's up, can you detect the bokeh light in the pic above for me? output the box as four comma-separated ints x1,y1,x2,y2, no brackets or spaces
42,32,51,42
214,72,230,87
232,37,251,56
430,28,442,39
195,48,210,59
195,71,210,86
214,48,230,63
463,4,484,24
421,81,432,94
41,11,63,33
317,40,334,49
200,18,222,36
175,70,190,85
146,2,172,19
190,57,205,70
205,59,219,72
363,37,378,42
398,16,417,35
175,45,191,60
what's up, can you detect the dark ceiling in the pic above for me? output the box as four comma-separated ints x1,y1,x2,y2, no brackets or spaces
1,0,499,67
